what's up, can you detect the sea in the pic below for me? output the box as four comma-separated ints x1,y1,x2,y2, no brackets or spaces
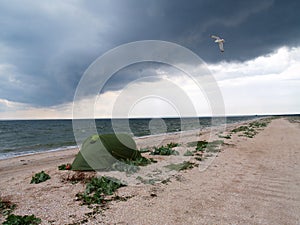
0,116,261,159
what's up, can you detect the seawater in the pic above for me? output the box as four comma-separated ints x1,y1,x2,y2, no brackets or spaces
0,116,259,159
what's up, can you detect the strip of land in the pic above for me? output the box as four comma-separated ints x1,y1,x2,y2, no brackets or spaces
0,117,299,224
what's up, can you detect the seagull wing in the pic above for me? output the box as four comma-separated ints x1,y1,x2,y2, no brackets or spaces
218,42,224,52
211,35,220,40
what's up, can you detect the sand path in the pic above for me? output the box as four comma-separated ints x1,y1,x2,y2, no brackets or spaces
100,118,300,224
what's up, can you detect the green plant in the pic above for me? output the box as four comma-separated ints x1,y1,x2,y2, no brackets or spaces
58,163,72,170
139,148,151,153
164,161,195,171
30,171,51,184
149,158,158,163
287,116,300,123
166,142,179,148
111,161,140,174
195,141,209,151
230,119,270,138
150,146,179,156
0,197,16,216
231,125,258,138
231,126,249,133
136,176,157,185
183,150,194,156
192,140,224,152
205,140,224,152
249,120,269,128
3,214,41,225
111,156,152,173
218,134,231,139
149,142,180,156
76,176,125,205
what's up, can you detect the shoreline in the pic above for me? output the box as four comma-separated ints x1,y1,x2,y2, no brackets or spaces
0,116,264,161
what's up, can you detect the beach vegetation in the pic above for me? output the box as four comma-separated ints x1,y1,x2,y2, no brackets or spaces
76,176,125,205
3,214,41,225
139,147,151,153
231,119,271,138
205,140,224,152
0,197,16,216
231,126,249,133
249,121,268,128
161,177,171,184
150,145,179,156
149,158,158,163
183,150,194,156
58,163,72,170
136,176,158,185
166,142,179,148
164,161,195,171
287,116,300,124
111,156,152,174
231,125,257,138
30,171,51,184
195,140,209,151
126,156,151,166
111,160,140,174
218,134,231,139
187,140,224,152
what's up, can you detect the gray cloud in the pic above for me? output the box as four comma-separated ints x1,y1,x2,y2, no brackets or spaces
0,0,299,107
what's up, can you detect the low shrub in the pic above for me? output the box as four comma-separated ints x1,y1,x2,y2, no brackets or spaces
150,146,179,156
111,156,152,174
192,140,224,152
30,171,50,184
76,176,125,205
249,120,269,128
3,214,41,225
218,134,231,139
195,141,209,151
139,148,151,153
165,161,195,171
231,126,249,133
0,197,16,216
136,176,157,185
183,150,194,156
58,163,72,170
166,142,179,148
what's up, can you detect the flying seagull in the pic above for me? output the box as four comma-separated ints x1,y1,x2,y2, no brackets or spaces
211,35,225,52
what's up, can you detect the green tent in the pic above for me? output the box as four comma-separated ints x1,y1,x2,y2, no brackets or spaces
72,133,141,171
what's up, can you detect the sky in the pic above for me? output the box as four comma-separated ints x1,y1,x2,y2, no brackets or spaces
0,0,300,119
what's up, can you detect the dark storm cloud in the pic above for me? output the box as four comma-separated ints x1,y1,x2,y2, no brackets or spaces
0,0,299,107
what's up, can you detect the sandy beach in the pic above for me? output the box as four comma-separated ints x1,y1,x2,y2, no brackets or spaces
0,117,299,224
